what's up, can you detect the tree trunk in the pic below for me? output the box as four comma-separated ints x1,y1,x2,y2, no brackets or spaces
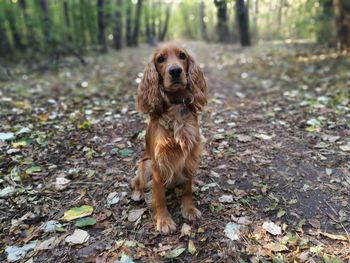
97,0,107,52
159,4,171,41
316,0,334,47
236,0,251,46
333,0,350,49
62,1,73,42
113,0,123,50
145,4,151,42
126,0,133,46
19,0,36,47
151,11,156,37
132,0,143,46
214,0,230,43
6,4,25,51
38,0,50,43
199,1,209,41
0,15,11,56
253,0,258,39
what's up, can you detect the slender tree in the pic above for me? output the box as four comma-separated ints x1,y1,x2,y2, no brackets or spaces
132,0,143,46
7,4,25,51
37,0,54,55
114,0,123,49
125,0,133,46
159,3,171,41
214,0,230,43
236,0,251,46
62,1,72,42
19,0,36,46
333,0,350,49
200,1,209,41
252,0,259,39
0,15,11,56
151,2,156,38
145,3,151,42
97,0,107,52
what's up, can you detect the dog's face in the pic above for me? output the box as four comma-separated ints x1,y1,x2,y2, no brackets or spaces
153,45,189,93
137,43,208,114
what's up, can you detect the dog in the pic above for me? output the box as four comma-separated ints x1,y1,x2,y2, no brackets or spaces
131,43,207,234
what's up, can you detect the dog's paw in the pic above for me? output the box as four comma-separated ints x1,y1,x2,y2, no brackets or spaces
181,206,202,221
156,214,176,234
131,190,143,201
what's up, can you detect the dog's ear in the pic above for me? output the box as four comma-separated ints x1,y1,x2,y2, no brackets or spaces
187,53,207,112
137,61,162,114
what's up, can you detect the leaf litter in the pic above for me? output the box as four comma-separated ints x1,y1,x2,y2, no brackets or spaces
1,43,349,262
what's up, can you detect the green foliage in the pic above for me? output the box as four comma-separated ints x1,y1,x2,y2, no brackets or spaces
0,0,340,61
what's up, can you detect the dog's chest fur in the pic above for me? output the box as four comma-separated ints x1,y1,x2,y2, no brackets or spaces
159,104,198,153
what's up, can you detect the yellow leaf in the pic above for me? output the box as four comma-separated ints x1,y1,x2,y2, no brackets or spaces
62,205,94,221
265,242,288,252
320,232,348,241
188,240,196,255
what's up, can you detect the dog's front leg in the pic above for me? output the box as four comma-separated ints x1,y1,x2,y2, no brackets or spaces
181,169,202,221
152,166,176,234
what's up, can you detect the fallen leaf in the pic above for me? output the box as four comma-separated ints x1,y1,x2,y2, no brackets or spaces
5,241,37,262
237,134,253,143
36,237,58,250
219,194,234,203
262,221,282,235
128,208,146,222
165,247,186,259
320,232,347,241
74,217,96,228
265,242,288,252
308,219,321,229
277,209,286,218
326,168,332,176
63,205,94,221
254,133,274,140
322,135,340,143
224,222,241,241
65,229,90,244
339,144,350,152
188,240,196,255
55,177,71,190
200,182,218,191
0,186,16,198
115,253,134,263
15,127,31,135
210,171,220,178
120,148,133,157
180,223,191,238
40,220,62,232
106,191,127,206
310,245,324,254
25,166,41,174
0,132,14,141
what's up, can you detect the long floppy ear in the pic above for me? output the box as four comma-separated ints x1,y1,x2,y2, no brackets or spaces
187,53,208,112
137,61,162,114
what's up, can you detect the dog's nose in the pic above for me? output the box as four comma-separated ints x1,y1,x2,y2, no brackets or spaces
168,67,182,78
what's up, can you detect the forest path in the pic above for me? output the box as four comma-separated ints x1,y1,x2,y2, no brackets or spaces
0,42,349,262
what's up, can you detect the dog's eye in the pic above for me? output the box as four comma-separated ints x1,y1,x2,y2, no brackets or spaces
157,56,165,64
179,52,186,60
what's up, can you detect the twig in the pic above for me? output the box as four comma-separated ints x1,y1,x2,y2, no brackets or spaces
57,41,87,65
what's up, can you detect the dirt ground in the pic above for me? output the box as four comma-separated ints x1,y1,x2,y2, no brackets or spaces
0,42,349,262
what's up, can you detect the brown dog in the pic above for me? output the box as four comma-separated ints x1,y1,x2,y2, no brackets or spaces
131,43,207,234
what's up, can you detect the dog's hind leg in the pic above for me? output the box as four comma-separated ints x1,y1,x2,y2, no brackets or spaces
131,157,152,201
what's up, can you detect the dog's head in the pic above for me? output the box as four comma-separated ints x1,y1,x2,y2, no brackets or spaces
137,43,207,114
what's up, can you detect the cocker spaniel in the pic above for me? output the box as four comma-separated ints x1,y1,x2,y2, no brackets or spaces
131,43,207,234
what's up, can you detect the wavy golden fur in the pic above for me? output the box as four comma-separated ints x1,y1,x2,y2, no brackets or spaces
131,43,207,234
